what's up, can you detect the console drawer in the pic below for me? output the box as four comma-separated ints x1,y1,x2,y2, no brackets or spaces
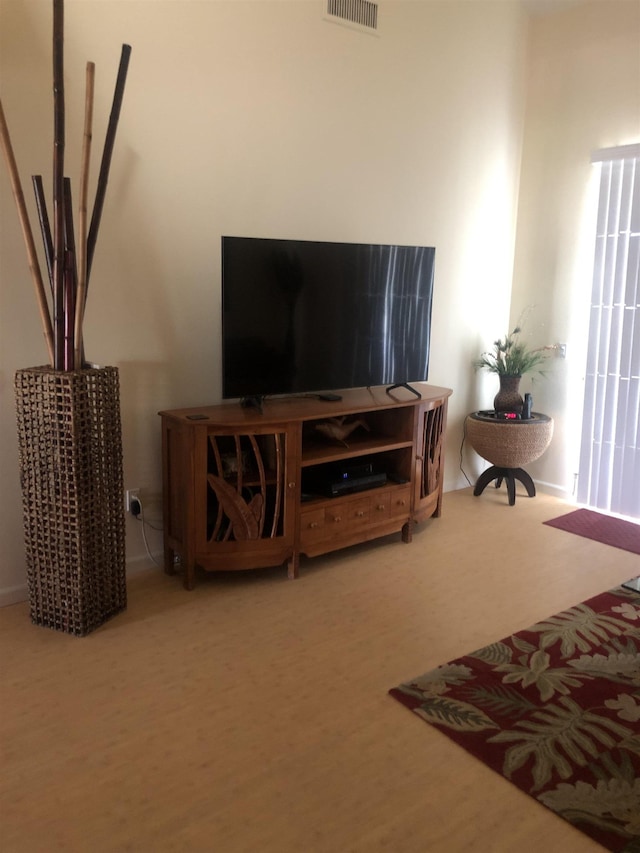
388,486,412,519
300,508,326,544
325,497,370,529
300,495,371,547
368,487,412,522
299,486,411,552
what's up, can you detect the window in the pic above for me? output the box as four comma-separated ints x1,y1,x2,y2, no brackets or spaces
577,144,640,519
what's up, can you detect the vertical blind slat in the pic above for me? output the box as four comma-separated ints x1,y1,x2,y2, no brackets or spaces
578,153,640,518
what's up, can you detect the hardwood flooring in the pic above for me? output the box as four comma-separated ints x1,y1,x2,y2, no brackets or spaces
1,487,637,852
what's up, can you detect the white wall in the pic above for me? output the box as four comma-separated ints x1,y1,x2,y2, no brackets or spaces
510,0,640,495
0,0,554,603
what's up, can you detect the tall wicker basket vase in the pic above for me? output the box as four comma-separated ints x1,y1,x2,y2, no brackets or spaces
14,365,127,636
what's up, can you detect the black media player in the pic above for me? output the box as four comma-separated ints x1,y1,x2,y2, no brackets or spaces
302,459,387,498
323,471,387,497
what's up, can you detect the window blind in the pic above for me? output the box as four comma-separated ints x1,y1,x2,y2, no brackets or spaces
577,144,640,518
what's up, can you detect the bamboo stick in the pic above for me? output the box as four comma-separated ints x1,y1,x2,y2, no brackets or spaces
0,100,55,365
63,250,75,371
63,178,77,369
32,175,54,294
74,61,95,370
52,0,66,370
86,43,131,280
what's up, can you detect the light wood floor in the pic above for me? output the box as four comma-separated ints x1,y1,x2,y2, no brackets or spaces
1,487,638,853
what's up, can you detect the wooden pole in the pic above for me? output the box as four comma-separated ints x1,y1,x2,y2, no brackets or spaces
63,177,77,370
52,0,66,370
86,43,131,281
63,249,76,371
74,61,95,370
32,175,54,294
0,100,55,365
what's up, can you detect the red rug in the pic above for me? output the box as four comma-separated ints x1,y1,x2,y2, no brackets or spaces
543,508,640,556
389,587,640,852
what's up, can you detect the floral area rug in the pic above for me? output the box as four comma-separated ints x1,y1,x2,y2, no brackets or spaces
389,587,640,852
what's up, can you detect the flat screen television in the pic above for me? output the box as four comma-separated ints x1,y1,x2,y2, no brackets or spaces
221,236,435,401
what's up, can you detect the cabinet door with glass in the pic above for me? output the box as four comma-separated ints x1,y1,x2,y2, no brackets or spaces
413,398,448,524
194,423,300,579
161,416,300,589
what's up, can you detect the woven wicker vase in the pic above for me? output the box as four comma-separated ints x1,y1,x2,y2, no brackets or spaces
466,413,554,468
493,374,523,414
14,366,127,636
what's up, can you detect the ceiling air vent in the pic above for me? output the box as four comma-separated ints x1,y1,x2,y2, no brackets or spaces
326,0,379,32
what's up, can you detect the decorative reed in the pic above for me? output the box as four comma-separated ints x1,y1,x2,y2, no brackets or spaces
0,0,131,371
0,102,55,365
74,61,95,370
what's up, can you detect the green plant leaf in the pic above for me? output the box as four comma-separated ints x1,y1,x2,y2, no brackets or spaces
496,650,592,702
567,651,640,684
468,641,513,665
461,683,538,718
490,696,635,790
538,777,640,837
473,326,553,377
529,604,631,656
415,695,499,732
398,664,474,701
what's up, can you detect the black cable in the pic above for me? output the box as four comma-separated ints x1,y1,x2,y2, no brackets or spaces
132,498,163,567
459,415,474,487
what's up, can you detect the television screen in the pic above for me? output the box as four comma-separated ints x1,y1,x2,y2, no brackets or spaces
222,237,435,400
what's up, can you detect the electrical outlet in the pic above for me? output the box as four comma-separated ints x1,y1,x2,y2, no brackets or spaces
556,343,567,359
125,488,140,513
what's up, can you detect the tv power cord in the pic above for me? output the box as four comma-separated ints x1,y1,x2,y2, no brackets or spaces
129,494,163,568
459,415,474,487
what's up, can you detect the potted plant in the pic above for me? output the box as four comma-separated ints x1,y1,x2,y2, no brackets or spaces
474,326,553,414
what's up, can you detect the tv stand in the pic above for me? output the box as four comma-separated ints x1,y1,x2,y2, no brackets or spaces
160,383,451,589
240,395,264,411
386,382,422,399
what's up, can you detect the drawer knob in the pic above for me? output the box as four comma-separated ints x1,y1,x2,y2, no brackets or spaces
288,482,296,489
334,516,342,523
357,510,365,517
310,522,319,529
377,504,385,511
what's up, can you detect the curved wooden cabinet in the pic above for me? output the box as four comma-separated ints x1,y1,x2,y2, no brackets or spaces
160,383,451,589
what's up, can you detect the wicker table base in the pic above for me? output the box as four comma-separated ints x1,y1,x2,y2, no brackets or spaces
466,411,553,506
473,466,536,506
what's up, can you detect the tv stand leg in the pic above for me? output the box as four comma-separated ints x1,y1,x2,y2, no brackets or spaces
240,395,264,412
402,521,413,543
386,383,422,399
287,554,299,579
164,545,176,575
181,546,196,590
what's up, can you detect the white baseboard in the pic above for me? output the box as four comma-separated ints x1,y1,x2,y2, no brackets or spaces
535,480,575,502
0,583,29,608
0,552,162,609
445,472,573,501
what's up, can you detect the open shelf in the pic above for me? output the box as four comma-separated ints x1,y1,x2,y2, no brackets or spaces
301,436,414,467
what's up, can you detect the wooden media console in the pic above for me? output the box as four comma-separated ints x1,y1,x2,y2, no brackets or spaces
160,383,452,589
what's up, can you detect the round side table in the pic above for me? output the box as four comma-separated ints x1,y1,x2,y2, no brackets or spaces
466,411,554,506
